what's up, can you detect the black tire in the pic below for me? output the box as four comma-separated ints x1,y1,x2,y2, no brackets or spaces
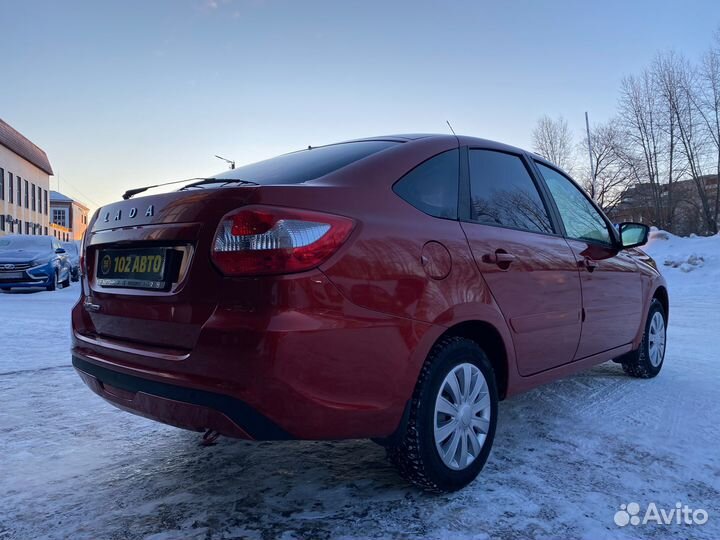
71,269,80,282
386,336,498,492
46,270,58,292
621,299,666,378
62,272,71,288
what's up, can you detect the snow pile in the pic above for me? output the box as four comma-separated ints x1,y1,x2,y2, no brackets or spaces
665,253,704,272
644,227,719,275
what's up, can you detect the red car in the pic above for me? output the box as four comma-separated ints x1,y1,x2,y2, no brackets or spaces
72,134,668,492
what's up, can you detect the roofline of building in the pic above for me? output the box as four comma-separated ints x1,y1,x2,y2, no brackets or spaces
0,118,54,175
50,190,89,211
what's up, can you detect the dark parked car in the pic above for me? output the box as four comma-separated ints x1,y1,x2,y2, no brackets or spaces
63,241,81,282
71,134,668,492
0,235,72,291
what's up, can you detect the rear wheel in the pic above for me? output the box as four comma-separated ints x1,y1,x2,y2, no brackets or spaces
62,271,71,288
621,299,666,378
386,336,498,492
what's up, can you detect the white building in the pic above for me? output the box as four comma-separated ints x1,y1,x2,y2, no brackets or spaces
50,191,89,242
0,118,53,236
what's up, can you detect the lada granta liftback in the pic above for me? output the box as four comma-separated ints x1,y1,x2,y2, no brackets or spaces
72,134,668,492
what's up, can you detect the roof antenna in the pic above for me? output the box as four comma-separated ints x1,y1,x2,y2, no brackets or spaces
446,120,457,136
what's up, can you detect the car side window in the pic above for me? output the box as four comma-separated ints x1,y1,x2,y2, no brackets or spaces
393,149,459,219
535,162,613,245
468,149,553,234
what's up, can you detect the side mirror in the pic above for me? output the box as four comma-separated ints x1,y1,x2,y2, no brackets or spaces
618,222,650,249
55,248,66,254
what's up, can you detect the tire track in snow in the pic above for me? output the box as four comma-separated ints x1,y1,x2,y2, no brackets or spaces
0,365,71,377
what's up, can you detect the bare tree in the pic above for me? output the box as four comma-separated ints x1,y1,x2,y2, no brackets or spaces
618,70,677,230
532,115,574,171
531,30,720,235
579,119,638,212
692,34,720,231
655,52,716,233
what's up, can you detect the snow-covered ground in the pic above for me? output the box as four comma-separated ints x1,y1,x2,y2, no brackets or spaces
2,232,719,540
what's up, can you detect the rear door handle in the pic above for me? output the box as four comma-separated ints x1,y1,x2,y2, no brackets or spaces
482,250,516,268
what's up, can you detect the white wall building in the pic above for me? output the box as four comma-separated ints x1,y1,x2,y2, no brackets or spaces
0,118,53,236
50,191,89,241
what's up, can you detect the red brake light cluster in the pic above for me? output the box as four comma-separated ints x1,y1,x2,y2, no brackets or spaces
211,205,355,276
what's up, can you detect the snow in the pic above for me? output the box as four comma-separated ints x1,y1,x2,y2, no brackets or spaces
2,234,720,539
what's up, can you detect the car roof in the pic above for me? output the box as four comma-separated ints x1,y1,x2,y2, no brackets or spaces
344,133,532,155
338,134,439,143
351,134,571,174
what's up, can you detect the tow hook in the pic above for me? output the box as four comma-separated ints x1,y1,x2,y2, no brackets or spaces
201,429,221,446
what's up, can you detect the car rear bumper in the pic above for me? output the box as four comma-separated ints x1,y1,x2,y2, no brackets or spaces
71,280,435,440
72,355,291,440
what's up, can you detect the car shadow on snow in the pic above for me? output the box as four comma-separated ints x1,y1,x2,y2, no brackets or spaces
89,363,636,538
1,287,50,294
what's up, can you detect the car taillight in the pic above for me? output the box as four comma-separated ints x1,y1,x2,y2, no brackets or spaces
211,205,354,276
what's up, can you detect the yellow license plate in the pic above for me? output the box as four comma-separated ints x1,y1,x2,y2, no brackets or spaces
97,248,169,289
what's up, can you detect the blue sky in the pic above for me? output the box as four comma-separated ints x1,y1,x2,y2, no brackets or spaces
1,0,718,208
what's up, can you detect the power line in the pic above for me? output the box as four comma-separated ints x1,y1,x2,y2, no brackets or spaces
53,174,102,209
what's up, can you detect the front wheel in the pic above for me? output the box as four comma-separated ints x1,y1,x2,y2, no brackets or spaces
621,299,667,378
46,270,58,292
386,336,498,492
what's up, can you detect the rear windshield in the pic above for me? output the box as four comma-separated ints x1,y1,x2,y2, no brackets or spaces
0,236,53,250
208,140,399,185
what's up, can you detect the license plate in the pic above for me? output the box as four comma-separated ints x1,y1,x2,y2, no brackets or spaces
0,272,25,280
96,248,171,290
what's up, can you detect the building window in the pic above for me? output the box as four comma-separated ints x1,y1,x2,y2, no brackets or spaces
44,226,48,235
52,209,67,227
8,172,13,204
17,176,21,207
0,215,4,231
24,180,29,208
31,184,36,211
44,190,49,215
0,168,4,201
9,220,13,233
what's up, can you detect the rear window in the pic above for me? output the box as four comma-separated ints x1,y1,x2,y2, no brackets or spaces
392,150,459,219
209,140,399,185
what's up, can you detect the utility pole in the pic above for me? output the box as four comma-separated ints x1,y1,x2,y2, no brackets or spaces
585,112,596,200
